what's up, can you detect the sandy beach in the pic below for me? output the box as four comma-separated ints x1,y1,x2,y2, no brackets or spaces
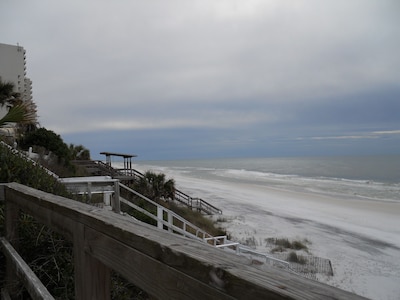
153,169,400,300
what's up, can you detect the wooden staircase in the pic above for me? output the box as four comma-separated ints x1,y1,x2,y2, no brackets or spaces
72,159,222,215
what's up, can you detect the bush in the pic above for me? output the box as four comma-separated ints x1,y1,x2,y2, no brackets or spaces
0,142,70,195
267,237,309,253
275,238,292,249
19,127,71,164
0,142,75,298
287,251,306,264
165,202,226,237
0,143,150,298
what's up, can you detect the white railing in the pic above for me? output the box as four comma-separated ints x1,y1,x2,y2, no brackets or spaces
119,183,215,241
93,160,223,215
61,176,293,271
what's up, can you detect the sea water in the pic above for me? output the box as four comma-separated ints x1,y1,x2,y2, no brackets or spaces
134,155,400,203
132,155,400,300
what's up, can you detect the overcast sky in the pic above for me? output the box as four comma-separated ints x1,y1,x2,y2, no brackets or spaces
2,0,400,160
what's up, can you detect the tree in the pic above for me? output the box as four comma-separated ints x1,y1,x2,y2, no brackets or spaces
0,80,37,129
18,127,71,164
134,171,175,202
69,144,91,160
0,101,37,128
0,80,16,106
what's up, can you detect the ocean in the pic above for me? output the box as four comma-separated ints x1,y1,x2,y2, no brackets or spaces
134,155,400,203
132,155,400,299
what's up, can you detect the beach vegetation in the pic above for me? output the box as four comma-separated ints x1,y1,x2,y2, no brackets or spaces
215,216,228,223
165,201,227,237
0,139,225,298
69,143,91,160
0,142,71,195
0,80,15,106
132,170,175,202
0,141,150,299
288,251,306,264
242,236,258,248
120,169,226,237
18,127,71,163
0,101,37,129
15,127,90,177
267,238,309,253
0,141,75,298
0,80,37,132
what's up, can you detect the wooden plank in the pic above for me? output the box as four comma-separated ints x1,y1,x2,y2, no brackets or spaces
0,237,54,300
3,183,368,300
73,223,110,300
0,184,5,202
4,198,20,298
85,227,235,300
1,288,12,300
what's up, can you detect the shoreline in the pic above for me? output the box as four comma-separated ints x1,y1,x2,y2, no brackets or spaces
132,163,400,299
163,169,400,300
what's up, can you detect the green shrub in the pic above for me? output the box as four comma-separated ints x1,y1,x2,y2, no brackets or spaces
287,251,306,264
0,142,224,298
267,237,309,252
292,240,308,250
18,128,70,164
166,202,226,237
0,143,70,195
275,238,292,249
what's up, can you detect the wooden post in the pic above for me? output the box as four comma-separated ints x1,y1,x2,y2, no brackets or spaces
87,182,92,202
112,181,120,213
5,199,21,298
167,212,173,232
157,206,163,230
103,192,111,206
73,223,111,300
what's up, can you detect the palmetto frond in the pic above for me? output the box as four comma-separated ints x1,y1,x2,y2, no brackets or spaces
0,101,37,127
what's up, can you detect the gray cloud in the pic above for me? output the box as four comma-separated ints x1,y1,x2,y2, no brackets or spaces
2,0,399,158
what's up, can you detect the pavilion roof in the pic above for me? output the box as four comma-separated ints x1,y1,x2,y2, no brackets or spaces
100,151,137,158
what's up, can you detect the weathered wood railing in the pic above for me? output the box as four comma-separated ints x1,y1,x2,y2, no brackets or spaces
91,160,223,215
0,182,367,299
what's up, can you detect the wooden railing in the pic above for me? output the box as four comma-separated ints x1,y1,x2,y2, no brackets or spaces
91,160,223,215
0,183,367,299
60,177,297,271
173,189,222,215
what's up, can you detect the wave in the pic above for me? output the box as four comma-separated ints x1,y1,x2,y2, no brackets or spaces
198,168,400,203
213,168,391,186
133,159,400,203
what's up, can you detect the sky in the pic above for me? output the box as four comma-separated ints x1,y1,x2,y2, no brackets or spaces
1,0,400,160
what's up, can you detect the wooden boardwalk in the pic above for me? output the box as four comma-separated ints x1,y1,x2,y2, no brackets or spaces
73,154,222,215
0,182,368,299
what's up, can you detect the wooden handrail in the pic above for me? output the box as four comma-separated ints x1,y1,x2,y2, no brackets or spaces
60,178,296,269
92,160,223,215
0,183,367,299
0,237,54,300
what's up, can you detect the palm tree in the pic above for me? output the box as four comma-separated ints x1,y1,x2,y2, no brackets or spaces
0,101,37,127
0,80,16,106
134,171,175,202
69,144,91,160
0,80,37,128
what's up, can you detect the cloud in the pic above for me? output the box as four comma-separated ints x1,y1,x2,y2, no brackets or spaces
310,135,379,140
373,130,400,135
2,0,400,158
298,128,400,143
